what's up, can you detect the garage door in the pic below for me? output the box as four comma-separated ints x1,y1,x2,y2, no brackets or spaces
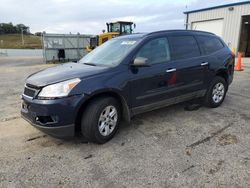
191,19,224,37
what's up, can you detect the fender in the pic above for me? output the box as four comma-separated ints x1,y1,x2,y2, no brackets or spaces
75,88,131,125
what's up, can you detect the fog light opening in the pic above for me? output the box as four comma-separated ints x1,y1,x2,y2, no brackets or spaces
36,116,55,124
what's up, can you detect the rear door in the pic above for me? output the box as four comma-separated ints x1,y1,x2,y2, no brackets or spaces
167,35,209,101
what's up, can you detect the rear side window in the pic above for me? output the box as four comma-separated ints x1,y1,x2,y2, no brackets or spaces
168,36,200,60
196,36,224,55
136,37,170,64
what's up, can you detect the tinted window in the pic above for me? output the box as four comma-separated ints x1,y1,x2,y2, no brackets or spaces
136,37,170,64
196,36,224,55
168,36,200,60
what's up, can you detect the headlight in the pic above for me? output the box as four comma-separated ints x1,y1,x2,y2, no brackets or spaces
38,78,81,98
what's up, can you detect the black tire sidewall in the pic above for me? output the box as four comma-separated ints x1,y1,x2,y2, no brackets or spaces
205,76,227,108
81,97,121,144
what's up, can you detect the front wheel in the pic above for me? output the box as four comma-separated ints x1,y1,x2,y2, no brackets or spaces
81,97,121,144
204,76,228,108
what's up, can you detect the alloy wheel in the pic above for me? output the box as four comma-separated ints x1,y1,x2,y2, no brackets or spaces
98,105,118,136
212,82,225,103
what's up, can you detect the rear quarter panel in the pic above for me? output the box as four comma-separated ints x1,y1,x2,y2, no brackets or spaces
211,47,235,84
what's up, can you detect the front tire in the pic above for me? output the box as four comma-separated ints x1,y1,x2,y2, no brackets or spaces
204,76,228,108
81,97,121,144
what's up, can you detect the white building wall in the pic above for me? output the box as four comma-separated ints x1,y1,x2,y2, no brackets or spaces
187,3,250,52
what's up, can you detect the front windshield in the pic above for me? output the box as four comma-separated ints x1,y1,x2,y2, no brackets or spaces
79,38,140,66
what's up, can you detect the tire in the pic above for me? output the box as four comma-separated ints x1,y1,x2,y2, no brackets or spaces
81,97,121,144
204,76,228,108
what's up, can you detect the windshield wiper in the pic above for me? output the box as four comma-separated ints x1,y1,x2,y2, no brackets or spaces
83,62,96,66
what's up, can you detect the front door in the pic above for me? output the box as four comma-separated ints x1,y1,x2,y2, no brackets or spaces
129,37,179,114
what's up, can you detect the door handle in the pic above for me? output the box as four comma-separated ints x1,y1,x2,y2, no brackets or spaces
166,68,176,73
201,62,209,66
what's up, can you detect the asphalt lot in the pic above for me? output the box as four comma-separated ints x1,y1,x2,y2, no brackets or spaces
0,57,250,188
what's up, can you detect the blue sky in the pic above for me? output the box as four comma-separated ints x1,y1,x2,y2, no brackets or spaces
0,0,247,34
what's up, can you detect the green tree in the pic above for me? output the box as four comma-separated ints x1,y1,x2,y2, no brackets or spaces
0,22,30,34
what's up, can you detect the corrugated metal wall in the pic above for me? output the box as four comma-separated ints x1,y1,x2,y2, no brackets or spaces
187,3,250,52
43,33,94,63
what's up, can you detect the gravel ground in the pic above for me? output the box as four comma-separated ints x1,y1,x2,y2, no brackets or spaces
0,57,250,188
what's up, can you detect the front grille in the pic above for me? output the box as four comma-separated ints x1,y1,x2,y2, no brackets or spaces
25,83,40,90
23,84,39,98
24,87,36,97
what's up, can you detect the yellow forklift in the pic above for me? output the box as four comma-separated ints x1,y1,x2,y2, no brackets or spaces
86,21,135,52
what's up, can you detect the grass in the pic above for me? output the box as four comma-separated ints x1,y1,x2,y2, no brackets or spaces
0,34,42,49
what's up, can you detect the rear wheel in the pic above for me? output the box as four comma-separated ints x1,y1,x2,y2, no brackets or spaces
81,97,121,144
204,76,227,108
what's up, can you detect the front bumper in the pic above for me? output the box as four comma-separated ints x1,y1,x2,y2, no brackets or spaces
21,114,75,137
21,94,87,138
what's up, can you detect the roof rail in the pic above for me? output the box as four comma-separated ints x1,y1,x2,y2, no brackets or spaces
146,29,215,36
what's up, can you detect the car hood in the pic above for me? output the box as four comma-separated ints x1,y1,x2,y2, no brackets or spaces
26,62,109,87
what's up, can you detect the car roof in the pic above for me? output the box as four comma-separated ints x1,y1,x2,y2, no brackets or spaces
117,30,215,40
147,29,215,36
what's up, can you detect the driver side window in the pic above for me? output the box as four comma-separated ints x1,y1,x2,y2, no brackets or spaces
136,37,170,65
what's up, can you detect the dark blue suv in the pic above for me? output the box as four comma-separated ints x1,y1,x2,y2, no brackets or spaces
21,30,234,143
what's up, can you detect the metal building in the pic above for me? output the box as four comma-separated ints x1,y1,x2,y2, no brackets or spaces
184,1,250,56
42,33,94,63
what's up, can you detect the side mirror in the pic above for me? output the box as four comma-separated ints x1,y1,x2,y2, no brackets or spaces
131,57,150,67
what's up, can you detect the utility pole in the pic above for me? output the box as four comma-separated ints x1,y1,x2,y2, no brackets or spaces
21,28,24,46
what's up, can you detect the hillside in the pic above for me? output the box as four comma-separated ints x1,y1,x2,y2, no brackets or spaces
0,34,42,49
